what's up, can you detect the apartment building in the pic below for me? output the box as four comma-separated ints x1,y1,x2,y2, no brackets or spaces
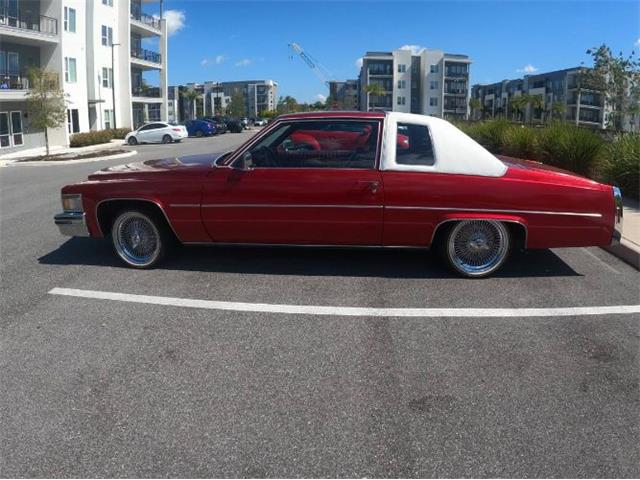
0,0,168,155
168,80,279,122
328,80,359,110
470,67,623,129
357,48,471,119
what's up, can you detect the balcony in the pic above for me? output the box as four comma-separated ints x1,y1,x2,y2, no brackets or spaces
130,4,161,37
0,73,29,100
132,86,161,98
0,13,58,43
130,47,162,68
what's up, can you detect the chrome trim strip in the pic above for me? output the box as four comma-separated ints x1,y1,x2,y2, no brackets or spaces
201,204,383,209
169,204,200,208
386,205,602,218
95,198,180,239
183,241,425,249
429,218,528,249
612,186,623,244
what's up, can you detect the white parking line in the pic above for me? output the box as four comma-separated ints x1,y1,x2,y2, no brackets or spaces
49,288,640,318
581,248,620,274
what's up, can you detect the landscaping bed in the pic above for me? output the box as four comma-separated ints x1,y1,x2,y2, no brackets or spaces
454,119,640,199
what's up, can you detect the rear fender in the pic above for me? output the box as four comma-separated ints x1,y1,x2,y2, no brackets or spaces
431,213,529,248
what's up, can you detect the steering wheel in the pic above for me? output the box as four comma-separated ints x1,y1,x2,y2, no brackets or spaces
252,145,278,167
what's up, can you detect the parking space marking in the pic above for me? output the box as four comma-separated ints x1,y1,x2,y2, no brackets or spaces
581,248,621,274
49,288,640,318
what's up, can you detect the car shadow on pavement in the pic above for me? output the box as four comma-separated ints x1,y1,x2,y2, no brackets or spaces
39,238,580,278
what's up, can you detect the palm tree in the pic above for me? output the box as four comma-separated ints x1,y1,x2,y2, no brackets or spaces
181,87,202,120
529,94,544,123
365,83,386,110
468,97,482,121
551,101,566,121
510,95,528,122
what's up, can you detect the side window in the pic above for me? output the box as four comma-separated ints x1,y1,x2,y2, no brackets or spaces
245,120,379,169
396,123,435,166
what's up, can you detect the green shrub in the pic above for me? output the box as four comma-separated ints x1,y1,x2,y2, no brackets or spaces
536,122,603,176
501,125,539,159
69,129,114,147
600,133,640,199
111,128,132,139
463,119,511,153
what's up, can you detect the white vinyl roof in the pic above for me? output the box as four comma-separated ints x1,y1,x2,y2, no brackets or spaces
381,112,507,177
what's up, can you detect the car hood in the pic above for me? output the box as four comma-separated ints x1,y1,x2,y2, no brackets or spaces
87,153,225,181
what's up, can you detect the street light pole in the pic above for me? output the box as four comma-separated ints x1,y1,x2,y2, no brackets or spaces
111,42,120,129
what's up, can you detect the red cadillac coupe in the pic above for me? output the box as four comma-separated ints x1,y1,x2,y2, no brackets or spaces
54,111,623,277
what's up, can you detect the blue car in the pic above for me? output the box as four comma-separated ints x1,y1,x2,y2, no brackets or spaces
185,119,216,137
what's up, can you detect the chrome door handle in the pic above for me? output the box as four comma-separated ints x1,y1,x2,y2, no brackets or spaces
367,181,380,194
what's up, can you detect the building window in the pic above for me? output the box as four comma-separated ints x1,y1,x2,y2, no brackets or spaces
64,7,76,32
430,81,438,90
430,65,438,73
397,64,406,73
397,96,406,106
102,67,113,88
397,80,406,89
104,109,113,129
0,111,23,148
102,0,113,6
101,25,113,46
64,57,77,83
67,109,80,133
429,97,438,107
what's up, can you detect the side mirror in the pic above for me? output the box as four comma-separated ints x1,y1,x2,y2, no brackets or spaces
236,151,254,171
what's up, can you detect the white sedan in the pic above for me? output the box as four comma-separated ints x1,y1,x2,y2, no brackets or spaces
125,122,188,145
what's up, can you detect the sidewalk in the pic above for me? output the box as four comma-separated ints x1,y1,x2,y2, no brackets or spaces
0,139,124,162
603,198,640,270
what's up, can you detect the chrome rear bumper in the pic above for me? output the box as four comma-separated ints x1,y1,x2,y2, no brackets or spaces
54,212,89,237
612,186,623,245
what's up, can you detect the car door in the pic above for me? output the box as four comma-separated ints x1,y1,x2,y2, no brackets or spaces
201,118,384,245
135,124,154,143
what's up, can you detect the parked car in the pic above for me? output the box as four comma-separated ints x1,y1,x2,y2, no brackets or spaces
185,119,216,137
224,118,244,133
202,117,227,134
254,118,267,127
55,111,623,277
125,122,187,145
241,117,249,129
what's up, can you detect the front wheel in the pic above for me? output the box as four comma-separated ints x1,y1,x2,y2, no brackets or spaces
443,220,510,278
162,134,172,144
111,210,169,268
128,136,138,145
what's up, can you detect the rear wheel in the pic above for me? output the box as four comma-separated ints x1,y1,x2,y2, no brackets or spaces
111,210,169,268
196,130,204,137
162,134,172,144
442,220,510,278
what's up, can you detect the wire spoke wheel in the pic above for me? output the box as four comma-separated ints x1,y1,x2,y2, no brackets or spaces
112,211,162,267
446,220,510,277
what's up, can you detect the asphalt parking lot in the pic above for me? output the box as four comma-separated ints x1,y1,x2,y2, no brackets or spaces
1,130,639,477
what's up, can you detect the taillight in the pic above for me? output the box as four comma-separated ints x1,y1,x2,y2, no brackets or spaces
172,128,181,132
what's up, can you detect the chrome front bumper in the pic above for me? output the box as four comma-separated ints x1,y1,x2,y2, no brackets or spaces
612,186,623,245
54,211,90,237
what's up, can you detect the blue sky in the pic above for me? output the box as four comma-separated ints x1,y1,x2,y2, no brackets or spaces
157,0,639,103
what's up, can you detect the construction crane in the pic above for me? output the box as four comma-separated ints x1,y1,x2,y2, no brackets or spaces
288,42,332,88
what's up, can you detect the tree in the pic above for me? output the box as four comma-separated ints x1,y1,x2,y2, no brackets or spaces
468,97,482,120
582,44,640,130
227,92,246,118
181,87,201,120
365,83,386,110
528,94,544,123
510,95,528,122
259,110,278,120
276,96,298,114
551,101,566,120
25,67,67,156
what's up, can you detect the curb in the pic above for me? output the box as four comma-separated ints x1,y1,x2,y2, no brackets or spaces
4,150,137,167
602,240,640,270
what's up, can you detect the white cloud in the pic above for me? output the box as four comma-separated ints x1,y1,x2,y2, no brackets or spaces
215,55,225,65
235,58,251,67
316,93,327,102
636,38,640,46
200,58,209,66
399,44,425,54
517,64,538,74
158,9,185,36
355,57,363,69
200,54,226,67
